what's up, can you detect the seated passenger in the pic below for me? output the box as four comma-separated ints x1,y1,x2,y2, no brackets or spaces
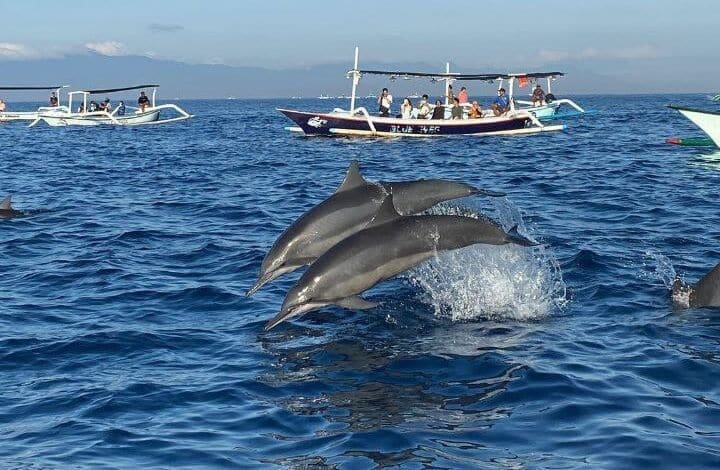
0,99,5,112
491,88,510,116
468,100,483,118
451,97,463,120
416,94,431,119
430,100,444,120
117,101,126,116
400,97,413,119
89,100,98,112
532,84,546,106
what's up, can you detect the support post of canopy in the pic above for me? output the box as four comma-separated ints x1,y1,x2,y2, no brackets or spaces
547,77,552,94
349,47,360,113
444,62,450,106
509,77,515,112
152,88,157,108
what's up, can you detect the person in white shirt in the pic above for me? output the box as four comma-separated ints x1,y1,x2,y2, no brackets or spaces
377,87,393,116
400,97,413,119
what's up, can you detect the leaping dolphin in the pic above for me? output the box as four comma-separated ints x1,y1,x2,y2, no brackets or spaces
246,160,504,296
264,194,538,330
672,262,720,308
0,195,23,218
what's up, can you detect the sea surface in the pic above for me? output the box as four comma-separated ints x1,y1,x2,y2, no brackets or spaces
2,95,720,469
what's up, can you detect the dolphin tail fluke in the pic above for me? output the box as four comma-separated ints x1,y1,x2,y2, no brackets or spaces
505,225,539,247
336,295,378,310
0,195,12,211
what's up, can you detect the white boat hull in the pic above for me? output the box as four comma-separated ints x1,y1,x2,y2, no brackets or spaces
37,110,161,127
672,106,720,147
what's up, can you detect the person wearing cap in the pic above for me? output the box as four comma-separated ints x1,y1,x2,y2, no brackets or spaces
49,92,58,107
491,88,510,116
138,91,150,112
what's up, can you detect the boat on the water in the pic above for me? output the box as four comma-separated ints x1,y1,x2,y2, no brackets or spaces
0,85,69,122
30,84,192,127
280,47,564,138
668,105,720,147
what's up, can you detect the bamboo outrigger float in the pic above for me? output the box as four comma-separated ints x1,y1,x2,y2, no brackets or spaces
29,84,192,127
279,47,566,138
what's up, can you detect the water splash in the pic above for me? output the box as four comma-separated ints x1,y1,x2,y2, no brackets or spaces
408,202,566,322
640,251,676,289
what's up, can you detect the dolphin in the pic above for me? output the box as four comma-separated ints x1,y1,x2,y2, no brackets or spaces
0,195,23,218
672,262,720,308
264,194,538,330
246,160,504,296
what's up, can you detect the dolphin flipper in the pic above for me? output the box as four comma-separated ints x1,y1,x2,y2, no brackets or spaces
336,295,378,310
0,195,12,211
505,225,539,247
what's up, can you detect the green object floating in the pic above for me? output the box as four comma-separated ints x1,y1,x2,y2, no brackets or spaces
666,137,716,147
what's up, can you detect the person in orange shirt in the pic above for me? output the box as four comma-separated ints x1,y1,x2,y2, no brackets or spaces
468,100,483,118
457,86,469,104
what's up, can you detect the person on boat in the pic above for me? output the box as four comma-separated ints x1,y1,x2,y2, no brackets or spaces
491,88,510,116
451,97,463,120
400,98,413,119
431,99,444,120
532,84,545,107
138,91,150,112
77,102,85,113
89,100,99,112
99,98,111,112
377,88,392,116
446,84,455,105
49,92,58,107
416,94,431,119
0,99,6,112
117,101,126,116
468,100,483,119
458,86,469,105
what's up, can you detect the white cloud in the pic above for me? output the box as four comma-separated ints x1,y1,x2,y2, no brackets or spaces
0,42,41,59
85,41,127,56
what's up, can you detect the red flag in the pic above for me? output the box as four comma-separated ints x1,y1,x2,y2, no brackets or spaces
518,76,529,88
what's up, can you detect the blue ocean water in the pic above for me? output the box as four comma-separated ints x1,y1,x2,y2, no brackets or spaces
2,95,720,469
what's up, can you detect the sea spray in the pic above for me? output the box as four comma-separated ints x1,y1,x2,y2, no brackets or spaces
408,202,566,321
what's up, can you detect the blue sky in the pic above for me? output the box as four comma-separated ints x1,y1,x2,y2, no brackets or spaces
2,0,718,71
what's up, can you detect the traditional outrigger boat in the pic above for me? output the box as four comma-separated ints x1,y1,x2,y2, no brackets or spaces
29,84,192,127
0,85,69,122
279,48,565,138
668,105,720,147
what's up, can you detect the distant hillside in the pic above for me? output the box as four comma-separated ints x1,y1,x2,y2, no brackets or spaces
0,53,715,99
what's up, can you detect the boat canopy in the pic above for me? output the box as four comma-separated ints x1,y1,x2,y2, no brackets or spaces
353,70,564,82
0,85,66,90
85,84,159,94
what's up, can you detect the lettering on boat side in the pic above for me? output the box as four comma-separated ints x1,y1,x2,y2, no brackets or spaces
308,117,328,128
390,125,441,134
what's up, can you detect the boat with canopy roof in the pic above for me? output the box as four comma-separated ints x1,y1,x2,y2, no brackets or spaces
0,85,69,122
29,84,192,127
279,47,566,138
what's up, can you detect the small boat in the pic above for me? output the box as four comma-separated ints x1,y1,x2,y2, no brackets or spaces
0,85,70,122
30,84,192,127
408,92,420,99
668,105,720,147
280,47,563,138
318,94,331,100
499,73,587,121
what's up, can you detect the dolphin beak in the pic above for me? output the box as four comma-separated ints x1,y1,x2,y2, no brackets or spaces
476,188,506,197
264,305,295,331
246,271,274,297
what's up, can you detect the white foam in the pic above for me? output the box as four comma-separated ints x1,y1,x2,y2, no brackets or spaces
407,202,567,322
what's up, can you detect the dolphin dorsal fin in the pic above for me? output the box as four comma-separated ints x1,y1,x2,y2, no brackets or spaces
367,194,402,228
336,160,367,193
691,262,720,306
0,195,12,211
